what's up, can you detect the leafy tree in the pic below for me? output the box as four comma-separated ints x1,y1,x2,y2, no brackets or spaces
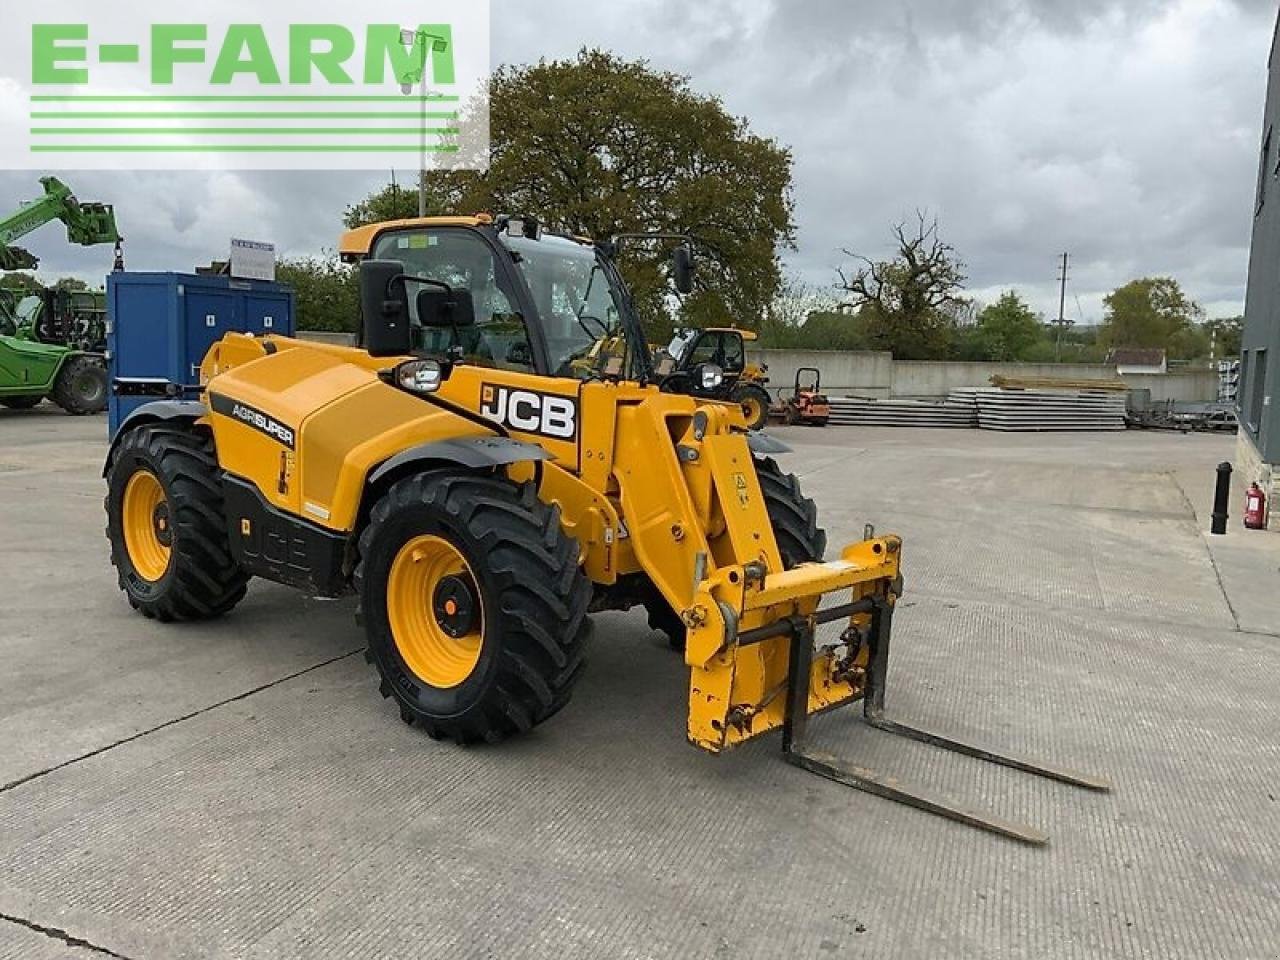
52,277,89,292
756,276,849,349
968,291,1043,361
0,272,42,295
276,254,359,333
346,49,795,337
344,178,466,226
1100,277,1206,361
837,214,969,359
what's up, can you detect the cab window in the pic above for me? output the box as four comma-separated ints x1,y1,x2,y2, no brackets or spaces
370,228,535,372
687,333,745,373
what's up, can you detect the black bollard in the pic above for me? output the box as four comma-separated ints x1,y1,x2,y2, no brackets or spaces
1211,462,1232,535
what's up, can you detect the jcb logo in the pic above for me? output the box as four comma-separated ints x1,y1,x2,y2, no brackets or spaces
480,384,577,441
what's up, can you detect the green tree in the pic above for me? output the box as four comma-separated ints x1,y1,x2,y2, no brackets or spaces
346,49,795,338
277,254,359,333
969,291,1043,360
837,214,969,359
344,178,467,226
0,272,42,296
1100,277,1206,361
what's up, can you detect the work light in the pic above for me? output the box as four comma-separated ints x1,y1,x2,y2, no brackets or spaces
395,359,445,395
699,364,724,390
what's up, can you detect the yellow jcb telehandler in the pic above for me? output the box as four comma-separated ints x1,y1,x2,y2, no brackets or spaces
103,214,1107,844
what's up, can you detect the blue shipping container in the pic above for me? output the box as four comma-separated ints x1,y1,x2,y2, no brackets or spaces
107,272,294,437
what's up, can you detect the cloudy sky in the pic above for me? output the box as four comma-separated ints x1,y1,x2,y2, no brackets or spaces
4,0,1276,323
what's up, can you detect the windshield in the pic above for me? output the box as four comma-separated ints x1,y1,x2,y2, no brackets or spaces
16,296,40,321
502,234,630,380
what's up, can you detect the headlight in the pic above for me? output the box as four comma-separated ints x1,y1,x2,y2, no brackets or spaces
396,359,445,395
699,364,724,390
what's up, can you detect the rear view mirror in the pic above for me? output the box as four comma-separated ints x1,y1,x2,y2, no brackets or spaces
360,260,413,358
416,288,477,328
673,245,695,295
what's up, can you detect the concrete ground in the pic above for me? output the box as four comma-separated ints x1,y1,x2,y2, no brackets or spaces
1,406,1278,960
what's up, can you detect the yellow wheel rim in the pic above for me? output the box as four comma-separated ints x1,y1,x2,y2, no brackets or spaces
122,470,171,582
742,395,763,424
387,535,484,689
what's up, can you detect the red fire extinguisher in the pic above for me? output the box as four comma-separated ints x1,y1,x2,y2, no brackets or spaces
1244,483,1268,530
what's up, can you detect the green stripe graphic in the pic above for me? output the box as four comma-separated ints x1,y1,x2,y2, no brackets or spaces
98,45,140,64
31,95,460,103
30,144,462,153
32,112,458,120
31,128,460,136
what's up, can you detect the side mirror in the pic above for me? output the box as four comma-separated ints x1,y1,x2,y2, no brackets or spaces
360,260,413,358
416,288,477,328
673,245,695,295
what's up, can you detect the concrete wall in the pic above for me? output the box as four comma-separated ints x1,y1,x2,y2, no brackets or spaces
751,349,893,398
298,330,357,346
747,350,1220,403
1124,371,1219,403
298,332,1219,403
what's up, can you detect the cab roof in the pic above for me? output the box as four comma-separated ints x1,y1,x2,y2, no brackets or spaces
704,327,759,341
338,215,493,261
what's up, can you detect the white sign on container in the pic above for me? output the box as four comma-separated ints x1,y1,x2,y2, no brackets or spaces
230,238,276,281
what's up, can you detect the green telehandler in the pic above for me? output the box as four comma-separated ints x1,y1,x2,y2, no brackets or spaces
0,336,107,414
0,177,121,415
0,176,122,274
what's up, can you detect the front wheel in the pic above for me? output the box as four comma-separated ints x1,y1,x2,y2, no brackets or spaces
52,355,107,415
732,382,772,431
356,472,591,744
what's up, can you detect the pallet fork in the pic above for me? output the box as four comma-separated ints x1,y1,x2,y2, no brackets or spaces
769,596,1111,845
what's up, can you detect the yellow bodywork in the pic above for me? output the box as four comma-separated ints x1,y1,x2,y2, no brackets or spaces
199,331,899,752
339,214,493,261
198,220,898,755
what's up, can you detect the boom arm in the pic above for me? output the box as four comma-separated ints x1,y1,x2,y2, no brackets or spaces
0,176,122,271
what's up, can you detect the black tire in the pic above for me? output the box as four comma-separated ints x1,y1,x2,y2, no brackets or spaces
52,355,108,415
105,425,249,622
754,456,827,565
647,455,827,650
0,395,43,410
732,382,772,431
356,471,591,745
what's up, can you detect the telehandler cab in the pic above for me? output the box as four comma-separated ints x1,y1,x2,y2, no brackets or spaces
104,214,1107,843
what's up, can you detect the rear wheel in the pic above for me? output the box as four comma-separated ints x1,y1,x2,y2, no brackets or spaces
647,455,827,650
52,355,107,415
0,396,43,410
356,471,591,744
732,382,772,431
105,425,249,621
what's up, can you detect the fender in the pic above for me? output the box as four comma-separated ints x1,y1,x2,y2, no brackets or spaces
367,436,554,488
103,399,207,476
747,432,792,455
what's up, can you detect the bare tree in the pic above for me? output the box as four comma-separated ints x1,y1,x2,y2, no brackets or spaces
835,212,969,359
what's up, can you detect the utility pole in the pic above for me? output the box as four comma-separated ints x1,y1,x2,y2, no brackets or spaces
1055,252,1069,361
400,29,433,218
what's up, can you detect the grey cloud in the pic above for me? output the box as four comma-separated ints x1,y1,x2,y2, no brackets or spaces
3,0,1273,323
